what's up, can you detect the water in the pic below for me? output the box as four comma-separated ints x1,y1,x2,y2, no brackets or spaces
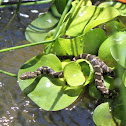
0,3,96,126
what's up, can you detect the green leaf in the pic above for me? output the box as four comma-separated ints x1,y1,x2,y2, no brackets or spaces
98,1,126,16
28,76,83,111
61,59,71,69
113,97,123,122
50,39,67,56
98,32,126,67
89,82,101,99
64,62,85,86
118,16,126,27
112,95,126,126
105,20,124,35
56,36,83,56
81,28,106,54
65,6,101,36
63,59,94,87
52,28,106,56
25,6,60,43
84,7,119,33
18,54,62,90
0,0,2,5
76,59,94,86
18,54,83,111
93,102,117,126
110,43,126,68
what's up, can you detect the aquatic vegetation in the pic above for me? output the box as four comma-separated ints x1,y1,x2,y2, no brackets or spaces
1,0,126,125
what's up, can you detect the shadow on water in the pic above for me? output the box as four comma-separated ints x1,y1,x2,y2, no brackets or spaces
0,3,96,126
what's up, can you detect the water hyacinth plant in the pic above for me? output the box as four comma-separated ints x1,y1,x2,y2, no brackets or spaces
1,0,126,125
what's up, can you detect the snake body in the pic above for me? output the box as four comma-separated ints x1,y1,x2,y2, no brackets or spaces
20,66,64,80
20,53,117,98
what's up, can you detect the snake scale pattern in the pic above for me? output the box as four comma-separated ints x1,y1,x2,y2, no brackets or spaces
20,53,117,98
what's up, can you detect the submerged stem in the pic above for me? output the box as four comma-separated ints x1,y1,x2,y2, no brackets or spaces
0,70,17,77
0,0,52,8
4,0,22,31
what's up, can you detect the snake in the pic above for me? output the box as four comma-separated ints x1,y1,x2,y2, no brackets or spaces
20,53,117,98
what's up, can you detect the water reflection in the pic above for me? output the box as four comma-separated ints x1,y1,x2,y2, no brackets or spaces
19,13,30,18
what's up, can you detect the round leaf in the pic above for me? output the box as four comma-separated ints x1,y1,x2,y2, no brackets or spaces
18,54,62,90
18,54,83,111
93,102,116,126
110,43,126,68
28,76,83,111
64,62,85,86
25,11,59,43
82,28,106,54
98,32,126,67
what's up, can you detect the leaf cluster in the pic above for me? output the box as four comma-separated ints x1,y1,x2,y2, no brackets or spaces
2,0,126,125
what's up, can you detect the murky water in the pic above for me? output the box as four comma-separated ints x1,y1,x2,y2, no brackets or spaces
0,3,96,126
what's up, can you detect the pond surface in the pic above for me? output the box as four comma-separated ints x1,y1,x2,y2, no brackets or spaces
0,3,96,126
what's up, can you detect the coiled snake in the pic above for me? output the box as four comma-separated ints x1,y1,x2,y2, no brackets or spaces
20,53,117,98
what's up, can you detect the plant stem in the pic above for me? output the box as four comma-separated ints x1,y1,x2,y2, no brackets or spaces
45,0,73,54
0,0,52,8
4,0,22,31
0,39,54,77
0,39,55,53
0,70,17,77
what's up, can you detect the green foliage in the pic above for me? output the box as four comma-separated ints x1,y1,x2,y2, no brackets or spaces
17,0,126,124
25,5,60,43
111,43,126,68
105,20,124,35
55,0,69,14
25,1,119,44
64,62,85,86
50,28,106,56
18,53,94,111
98,32,126,67
65,5,101,36
1,0,126,125
0,0,2,5
123,70,126,87
76,59,94,86
18,54,84,111
98,1,126,16
89,82,101,99
84,7,119,33
93,102,117,126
